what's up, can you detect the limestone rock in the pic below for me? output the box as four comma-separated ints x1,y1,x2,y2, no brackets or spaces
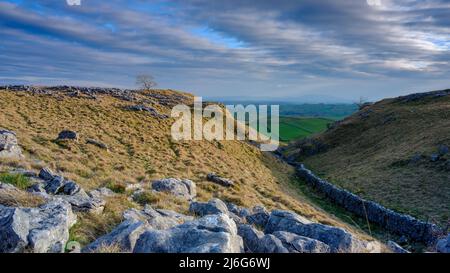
0,199,76,253
134,213,243,253
245,206,272,229
151,178,196,200
89,187,116,199
226,202,250,218
189,198,229,217
237,224,288,253
264,210,364,253
436,234,450,253
86,138,109,150
206,173,234,187
83,220,147,253
273,231,331,253
123,205,189,230
57,130,78,141
62,190,105,214
0,129,23,158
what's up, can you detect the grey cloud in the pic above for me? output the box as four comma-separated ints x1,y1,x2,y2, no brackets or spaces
0,0,448,100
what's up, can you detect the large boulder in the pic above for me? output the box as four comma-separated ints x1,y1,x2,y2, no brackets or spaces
273,231,330,253
245,205,270,229
189,198,229,217
0,199,76,253
237,224,288,253
84,206,192,253
264,210,311,233
57,130,78,141
134,213,243,253
151,178,196,200
0,129,23,158
124,205,191,230
436,234,450,253
264,210,365,253
83,220,147,253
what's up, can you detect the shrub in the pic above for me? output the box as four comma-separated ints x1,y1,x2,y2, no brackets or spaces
133,191,160,205
106,182,126,194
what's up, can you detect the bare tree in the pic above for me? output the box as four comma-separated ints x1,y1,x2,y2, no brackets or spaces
355,96,370,110
136,74,157,90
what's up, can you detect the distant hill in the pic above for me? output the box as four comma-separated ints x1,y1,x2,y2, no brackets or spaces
215,101,358,119
283,89,450,226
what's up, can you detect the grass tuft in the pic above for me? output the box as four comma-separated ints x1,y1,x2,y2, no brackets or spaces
0,173,32,190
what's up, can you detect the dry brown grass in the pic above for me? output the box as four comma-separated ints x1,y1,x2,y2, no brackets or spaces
286,95,450,226
91,243,125,253
0,89,377,245
0,188,45,207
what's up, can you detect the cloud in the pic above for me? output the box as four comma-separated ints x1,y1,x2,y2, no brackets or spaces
0,0,448,100
367,0,382,7
66,0,81,6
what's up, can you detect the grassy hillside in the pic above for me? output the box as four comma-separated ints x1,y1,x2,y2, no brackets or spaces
0,88,374,246
284,90,450,226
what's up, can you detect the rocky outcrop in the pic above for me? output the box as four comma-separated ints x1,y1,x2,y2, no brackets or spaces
237,224,288,253
226,202,250,219
83,220,146,253
123,205,192,229
83,205,192,253
273,231,331,253
0,199,76,253
86,139,109,150
89,187,116,199
56,130,78,141
134,213,243,253
189,198,229,217
264,210,365,253
0,129,23,158
245,205,270,229
145,92,190,107
63,190,105,214
31,168,105,213
206,173,234,187
296,164,442,244
151,178,196,200
125,105,168,119
2,85,137,101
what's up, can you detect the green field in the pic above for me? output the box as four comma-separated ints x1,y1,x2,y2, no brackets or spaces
224,102,355,143
249,116,335,142
276,117,334,142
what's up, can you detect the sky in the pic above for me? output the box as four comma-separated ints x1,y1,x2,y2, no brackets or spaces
0,0,449,102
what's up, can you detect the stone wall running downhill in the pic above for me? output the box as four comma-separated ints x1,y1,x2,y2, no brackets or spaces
295,163,442,244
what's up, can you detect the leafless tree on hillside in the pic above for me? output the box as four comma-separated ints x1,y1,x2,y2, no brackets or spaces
136,74,157,90
355,96,371,110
